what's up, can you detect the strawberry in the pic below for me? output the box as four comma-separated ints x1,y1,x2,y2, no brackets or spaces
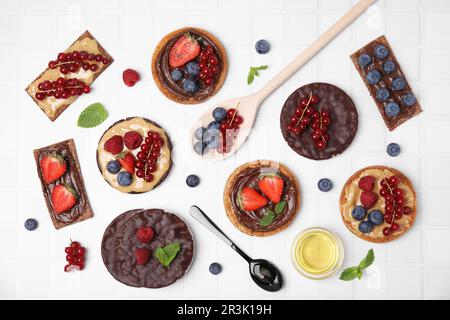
104,135,124,155
169,33,200,68
51,184,77,214
134,248,150,265
40,154,67,184
124,131,142,150
360,191,378,210
258,174,284,203
238,187,268,211
136,226,155,244
358,175,375,192
116,152,135,174
122,69,140,87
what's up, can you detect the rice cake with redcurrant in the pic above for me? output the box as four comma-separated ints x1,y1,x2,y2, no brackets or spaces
96,117,173,194
223,160,301,237
280,82,358,160
151,27,228,104
25,30,113,121
340,165,416,243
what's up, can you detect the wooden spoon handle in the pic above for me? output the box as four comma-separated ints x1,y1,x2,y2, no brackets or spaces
254,0,376,103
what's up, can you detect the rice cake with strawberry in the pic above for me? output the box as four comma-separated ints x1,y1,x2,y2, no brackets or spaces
223,160,301,237
151,27,228,104
96,117,173,194
340,166,416,243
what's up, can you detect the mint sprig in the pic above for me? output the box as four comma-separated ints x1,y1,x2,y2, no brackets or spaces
247,65,268,85
340,249,374,281
259,200,286,227
155,242,181,267
77,102,108,128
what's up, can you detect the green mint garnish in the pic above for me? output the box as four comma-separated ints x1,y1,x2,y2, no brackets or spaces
340,249,375,281
77,102,108,128
259,200,286,227
247,65,268,85
155,242,181,267
274,200,286,215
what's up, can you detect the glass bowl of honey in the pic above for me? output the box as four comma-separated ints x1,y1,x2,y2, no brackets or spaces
291,227,344,280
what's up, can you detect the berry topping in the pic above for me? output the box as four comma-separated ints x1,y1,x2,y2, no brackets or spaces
117,171,132,186
104,135,124,155
171,68,183,81
376,88,390,102
258,174,284,203
391,77,406,91
401,93,416,107
122,69,140,87
134,248,151,265
368,210,384,225
51,184,77,214
387,143,401,157
366,70,382,85
185,61,200,77
193,141,206,155
255,39,270,54
352,205,366,221
186,174,200,188
136,226,155,244
182,78,199,93
238,187,268,211
202,129,220,148
318,178,333,192
207,120,221,130
106,160,121,174
169,33,200,68
124,131,143,150
194,127,206,141
40,153,67,184
360,191,378,210
358,175,375,192
24,218,38,231
358,53,372,68
209,262,222,275
358,220,374,234
374,44,389,59
212,107,227,122
385,102,400,117
64,240,86,272
116,152,135,174
35,78,90,101
382,60,396,74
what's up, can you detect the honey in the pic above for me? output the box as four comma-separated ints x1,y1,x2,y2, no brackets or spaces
291,228,344,279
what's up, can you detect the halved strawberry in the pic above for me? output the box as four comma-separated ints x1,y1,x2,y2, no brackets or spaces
360,191,378,210
40,154,67,184
358,175,375,192
134,248,150,265
51,184,77,214
258,174,284,203
169,33,200,68
116,152,135,174
136,226,155,244
238,187,268,211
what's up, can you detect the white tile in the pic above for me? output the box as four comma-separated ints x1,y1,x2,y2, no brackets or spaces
422,157,450,190
389,265,422,299
354,265,388,298
87,15,120,46
0,14,21,46
23,0,54,11
286,0,317,11
89,0,121,14
422,120,450,156
219,14,252,46
422,84,450,117
0,0,21,11
23,14,54,48
423,12,450,45
388,229,422,263
386,12,420,45
286,14,318,45
388,0,419,8
155,0,185,11
219,0,251,11
253,14,285,46
422,0,450,9
423,49,450,81
395,48,420,81
185,0,218,11
0,262,16,298
424,267,450,299
424,229,450,265
318,48,353,81
320,0,352,10
252,0,285,12
55,0,87,12
421,191,450,226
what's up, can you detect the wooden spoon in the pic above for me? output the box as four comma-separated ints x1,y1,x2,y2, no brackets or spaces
192,0,377,161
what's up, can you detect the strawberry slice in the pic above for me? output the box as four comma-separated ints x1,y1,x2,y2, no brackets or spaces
116,152,135,174
238,187,268,211
51,184,77,214
258,174,284,203
134,248,150,265
40,154,67,184
169,33,200,68
360,191,378,210
358,175,375,192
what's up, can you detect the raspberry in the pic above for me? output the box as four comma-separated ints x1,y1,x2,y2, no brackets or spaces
123,69,140,87
124,131,143,150
358,175,375,192
104,135,124,155
135,226,155,244
360,191,378,210
134,248,150,265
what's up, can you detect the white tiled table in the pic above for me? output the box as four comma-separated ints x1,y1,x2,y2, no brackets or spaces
1,0,449,300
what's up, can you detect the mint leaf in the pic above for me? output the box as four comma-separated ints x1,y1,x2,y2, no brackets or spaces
155,242,181,267
339,267,359,281
358,248,375,270
77,103,108,128
247,65,268,84
274,201,286,215
259,210,276,227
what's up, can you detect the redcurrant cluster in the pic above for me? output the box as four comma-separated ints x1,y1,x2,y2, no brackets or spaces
48,51,109,75
135,131,163,183
286,93,332,150
64,240,85,272
217,108,243,154
35,77,90,101
198,45,219,87
380,175,412,236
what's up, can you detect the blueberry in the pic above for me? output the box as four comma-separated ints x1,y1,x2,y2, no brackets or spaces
186,174,200,187
193,141,206,155
255,39,270,54
207,120,221,131
385,102,400,117
212,107,227,121
171,68,183,81
401,93,416,106
182,79,199,93
318,178,333,192
24,218,38,231
352,205,367,221
117,171,132,186
374,44,389,59
194,127,206,141
185,61,200,77
382,60,396,74
387,143,401,157
391,77,406,91
358,221,374,234
358,54,372,68
106,160,121,174
209,262,222,275
203,128,221,148
368,210,384,226
366,70,382,85
376,88,390,102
